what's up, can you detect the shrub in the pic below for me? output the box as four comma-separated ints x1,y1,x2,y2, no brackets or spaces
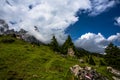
88,56,96,65
99,60,106,66
1,38,15,43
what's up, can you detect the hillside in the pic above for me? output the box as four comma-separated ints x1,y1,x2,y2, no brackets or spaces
0,35,80,80
0,35,115,80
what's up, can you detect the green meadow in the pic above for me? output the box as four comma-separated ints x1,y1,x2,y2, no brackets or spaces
0,35,114,80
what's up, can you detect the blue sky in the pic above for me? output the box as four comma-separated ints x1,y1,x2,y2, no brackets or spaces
0,0,120,53
66,4,120,40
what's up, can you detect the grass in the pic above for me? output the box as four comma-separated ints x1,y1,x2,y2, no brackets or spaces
0,35,79,80
0,35,114,80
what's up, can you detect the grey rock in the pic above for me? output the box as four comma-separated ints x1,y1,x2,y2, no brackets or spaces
70,65,108,80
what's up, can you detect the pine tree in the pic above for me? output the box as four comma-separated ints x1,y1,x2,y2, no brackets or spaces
50,35,59,52
88,56,96,65
105,42,114,55
99,60,106,66
61,35,75,55
105,42,120,70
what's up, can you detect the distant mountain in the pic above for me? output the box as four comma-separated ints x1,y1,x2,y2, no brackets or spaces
0,19,9,34
0,19,43,45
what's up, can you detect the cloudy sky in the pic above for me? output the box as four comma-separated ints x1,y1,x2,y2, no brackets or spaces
0,0,120,53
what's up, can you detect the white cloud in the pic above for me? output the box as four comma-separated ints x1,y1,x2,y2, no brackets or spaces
75,33,120,53
75,33,107,53
89,0,117,16
108,33,120,42
0,0,91,43
0,0,117,43
0,0,118,43
115,17,120,26
0,0,119,53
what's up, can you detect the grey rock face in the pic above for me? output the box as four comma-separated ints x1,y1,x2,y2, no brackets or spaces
0,19,42,44
0,19,9,34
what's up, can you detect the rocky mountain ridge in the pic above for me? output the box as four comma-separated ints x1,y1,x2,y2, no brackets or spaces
0,19,42,45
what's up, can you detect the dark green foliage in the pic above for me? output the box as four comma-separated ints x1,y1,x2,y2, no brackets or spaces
105,43,120,70
50,35,60,52
105,43,120,56
91,53,104,57
75,48,89,58
99,60,106,66
61,35,75,55
88,56,96,65
1,38,15,43
85,56,89,63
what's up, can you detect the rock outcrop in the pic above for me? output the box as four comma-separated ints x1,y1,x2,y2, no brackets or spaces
0,19,43,45
70,65,108,80
0,19,9,34
79,59,84,63
107,66,120,80
107,66,120,76
67,48,75,56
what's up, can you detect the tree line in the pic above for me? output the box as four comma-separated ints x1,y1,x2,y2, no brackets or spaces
49,35,75,55
105,43,120,70
49,35,120,70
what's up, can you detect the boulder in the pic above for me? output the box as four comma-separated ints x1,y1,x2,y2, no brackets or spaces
70,65,82,76
70,65,108,80
67,48,75,57
85,66,91,71
79,59,84,63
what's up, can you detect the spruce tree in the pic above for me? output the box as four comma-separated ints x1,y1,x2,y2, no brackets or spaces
105,43,120,70
50,35,59,52
99,60,106,66
62,35,75,55
88,56,96,65
105,42,114,55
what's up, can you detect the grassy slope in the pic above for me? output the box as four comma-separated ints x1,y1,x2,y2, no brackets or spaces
0,35,113,80
0,36,79,80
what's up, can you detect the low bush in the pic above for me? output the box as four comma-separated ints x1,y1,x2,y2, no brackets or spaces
1,38,15,43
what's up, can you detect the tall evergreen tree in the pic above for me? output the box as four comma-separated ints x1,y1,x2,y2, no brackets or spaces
61,35,75,54
88,56,96,65
105,43,114,55
50,35,59,52
105,42,120,56
105,42,120,70
99,60,106,66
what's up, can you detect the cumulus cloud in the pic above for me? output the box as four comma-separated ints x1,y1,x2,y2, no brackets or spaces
89,0,117,16
75,33,120,53
0,0,91,43
0,0,118,43
75,33,107,53
115,17,120,26
0,0,119,52
108,33,120,42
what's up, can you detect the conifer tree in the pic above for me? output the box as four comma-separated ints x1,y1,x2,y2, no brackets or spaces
105,43,114,55
50,35,59,52
88,56,96,65
105,42,120,70
61,35,75,54
99,60,106,66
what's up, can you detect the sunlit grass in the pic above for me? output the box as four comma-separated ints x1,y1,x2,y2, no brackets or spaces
0,35,113,80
